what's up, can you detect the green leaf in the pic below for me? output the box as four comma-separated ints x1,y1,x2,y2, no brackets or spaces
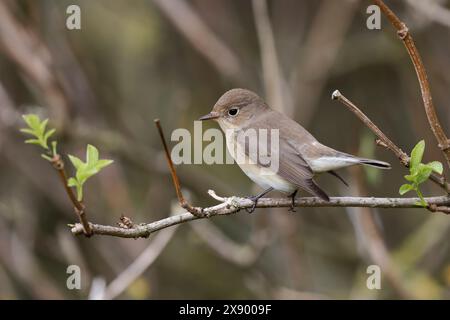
399,184,414,195
67,144,114,202
410,140,425,168
95,159,114,170
76,168,98,185
67,177,78,187
86,144,99,165
19,128,35,135
25,139,42,146
404,174,414,182
44,128,56,142
427,161,443,175
415,164,433,184
39,118,48,132
20,114,55,150
68,155,84,170
22,114,40,130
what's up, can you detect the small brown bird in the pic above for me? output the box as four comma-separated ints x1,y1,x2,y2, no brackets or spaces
199,88,390,212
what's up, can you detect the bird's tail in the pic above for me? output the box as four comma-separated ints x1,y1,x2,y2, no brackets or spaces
357,158,391,169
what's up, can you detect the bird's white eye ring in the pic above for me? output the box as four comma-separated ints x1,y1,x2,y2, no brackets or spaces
228,108,239,117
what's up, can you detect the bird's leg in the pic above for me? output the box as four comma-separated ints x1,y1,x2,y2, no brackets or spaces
245,187,274,213
288,190,298,212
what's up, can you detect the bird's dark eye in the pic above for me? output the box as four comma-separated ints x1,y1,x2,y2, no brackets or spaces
228,108,239,116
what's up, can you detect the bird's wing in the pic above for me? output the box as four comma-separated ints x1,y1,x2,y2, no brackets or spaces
239,117,329,201
278,139,329,201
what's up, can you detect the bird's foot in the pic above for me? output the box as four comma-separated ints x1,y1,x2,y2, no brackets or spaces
288,190,298,212
245,195,259,214
243,187,274,213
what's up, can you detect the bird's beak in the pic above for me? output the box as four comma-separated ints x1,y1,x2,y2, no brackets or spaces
198,111,220,121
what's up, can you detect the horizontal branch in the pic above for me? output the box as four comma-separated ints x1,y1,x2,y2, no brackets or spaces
71,192,450,238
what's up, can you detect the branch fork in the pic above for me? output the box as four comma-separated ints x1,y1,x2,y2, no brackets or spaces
51,153,92,236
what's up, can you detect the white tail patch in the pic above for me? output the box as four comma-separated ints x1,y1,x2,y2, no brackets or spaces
308,156,360,173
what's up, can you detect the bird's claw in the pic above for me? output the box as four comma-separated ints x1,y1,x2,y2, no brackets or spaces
288,190,298,212
245,196,258,214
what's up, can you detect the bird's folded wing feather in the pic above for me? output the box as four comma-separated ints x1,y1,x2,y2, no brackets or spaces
240,132,329,200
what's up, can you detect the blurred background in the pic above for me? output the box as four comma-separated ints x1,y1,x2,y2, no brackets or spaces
0,0,449,299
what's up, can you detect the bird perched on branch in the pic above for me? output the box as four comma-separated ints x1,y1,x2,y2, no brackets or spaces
199,88,390,212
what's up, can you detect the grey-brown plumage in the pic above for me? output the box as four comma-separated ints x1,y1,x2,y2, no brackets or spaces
199,88,391,203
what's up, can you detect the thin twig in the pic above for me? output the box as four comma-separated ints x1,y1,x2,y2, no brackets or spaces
345,168,414,299
71,193,450,238
154,119,204,217
101,226,178,299
374,0,450,169
151,0,243,83
289,0,358,123
332,89,409,166
51,154,92,236
405,0,450,29
252,0,289,114
191,221,269,267
332,90,450,192
0,1,69,126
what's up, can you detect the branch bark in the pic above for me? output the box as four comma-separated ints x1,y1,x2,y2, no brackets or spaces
51,154,92,236
71,192,450,238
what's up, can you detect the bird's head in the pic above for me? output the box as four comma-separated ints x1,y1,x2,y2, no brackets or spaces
199,88,269,129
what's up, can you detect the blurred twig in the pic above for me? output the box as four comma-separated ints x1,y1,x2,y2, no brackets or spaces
0,1,69,126
345,168,414,299
98,226,178,299
191,221,270,267
289,0,358,123
405,0,450,29
151,0,243,83
252,0,290,114
374,0,450,169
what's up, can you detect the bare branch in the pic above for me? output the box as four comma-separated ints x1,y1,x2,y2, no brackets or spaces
51,154,93,236
332,90,450,192
154,119,204,217
71,192,450,238
374,0,450,169
332,90,409,166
